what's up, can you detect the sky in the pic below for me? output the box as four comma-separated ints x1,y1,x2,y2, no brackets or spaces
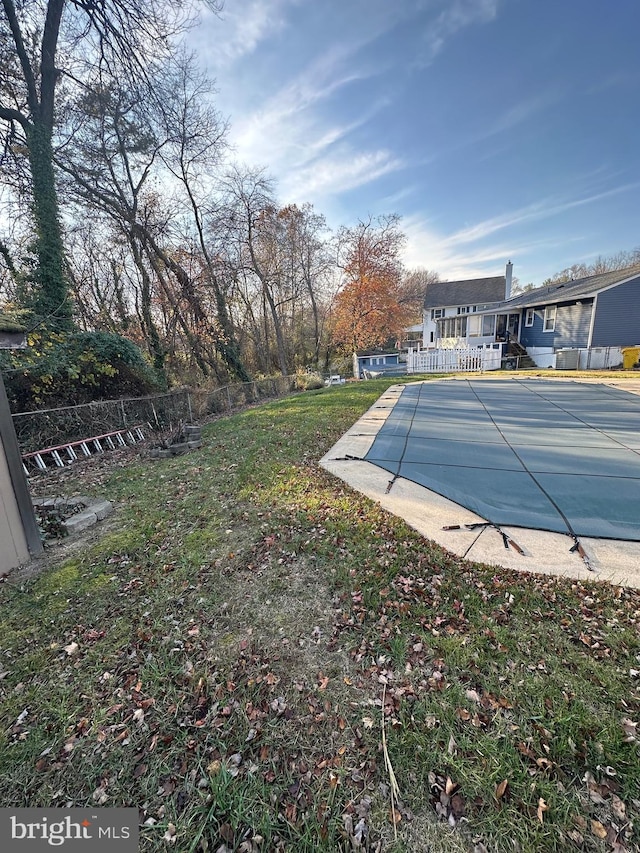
188,0,640,286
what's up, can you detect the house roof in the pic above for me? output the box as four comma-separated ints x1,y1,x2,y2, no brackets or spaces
504,266,640,309
424,276,506,309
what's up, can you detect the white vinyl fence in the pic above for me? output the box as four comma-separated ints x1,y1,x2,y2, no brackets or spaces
407,345,503,374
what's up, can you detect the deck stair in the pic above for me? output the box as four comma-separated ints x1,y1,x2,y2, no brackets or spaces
22,425,146,475
504,338,537,369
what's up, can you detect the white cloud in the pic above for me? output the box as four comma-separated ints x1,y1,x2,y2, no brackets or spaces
418,0,500,65
401,179,640,280
224,40,397,203
441,181,640,249
282,149,404,202
198,0,294,68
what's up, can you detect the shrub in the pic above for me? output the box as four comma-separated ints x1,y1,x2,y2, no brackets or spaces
293,371,325,391
1,330,163,411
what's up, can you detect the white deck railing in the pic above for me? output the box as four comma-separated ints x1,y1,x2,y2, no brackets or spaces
407,344,503,373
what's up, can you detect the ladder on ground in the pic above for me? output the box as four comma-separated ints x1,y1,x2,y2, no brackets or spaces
22,425,146,475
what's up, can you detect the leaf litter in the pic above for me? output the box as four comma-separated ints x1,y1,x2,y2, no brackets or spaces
2,387,640,852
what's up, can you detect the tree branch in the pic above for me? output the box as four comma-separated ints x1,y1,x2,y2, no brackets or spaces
1,0,39,117
0,104,29,129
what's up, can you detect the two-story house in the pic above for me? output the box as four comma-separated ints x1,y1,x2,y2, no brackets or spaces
422,263,514,348
420,263,640,368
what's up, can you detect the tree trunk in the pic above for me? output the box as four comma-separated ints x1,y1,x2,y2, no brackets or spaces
25,119,73,330
129,236,166,375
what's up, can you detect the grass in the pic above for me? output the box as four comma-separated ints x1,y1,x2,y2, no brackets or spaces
1,374,639,852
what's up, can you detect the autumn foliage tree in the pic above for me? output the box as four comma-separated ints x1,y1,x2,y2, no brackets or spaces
331,214,415,353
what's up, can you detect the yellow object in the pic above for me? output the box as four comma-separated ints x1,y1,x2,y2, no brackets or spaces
622,346,640,369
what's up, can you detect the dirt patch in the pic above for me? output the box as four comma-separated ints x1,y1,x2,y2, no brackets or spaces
7,511,122,586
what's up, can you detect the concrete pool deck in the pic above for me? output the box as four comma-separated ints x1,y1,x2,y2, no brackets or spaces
320,376,640,589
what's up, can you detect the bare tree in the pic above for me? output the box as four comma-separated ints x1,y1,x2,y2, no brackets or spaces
155,56,250,382
222,168,294,376
0,0,213,329
401,267,440,321
541,248,640,287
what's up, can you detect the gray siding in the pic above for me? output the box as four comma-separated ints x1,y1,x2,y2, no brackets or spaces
0,371,42,570
591,276,640,346
0,438,30,573
519,300,593,349
360,354,399,366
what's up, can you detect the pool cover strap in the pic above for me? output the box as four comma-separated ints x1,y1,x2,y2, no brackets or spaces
364,379,640,542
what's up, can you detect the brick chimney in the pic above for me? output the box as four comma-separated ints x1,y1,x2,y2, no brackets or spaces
505,260,513,299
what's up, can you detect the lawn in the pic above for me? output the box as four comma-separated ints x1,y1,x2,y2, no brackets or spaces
1,377,639,852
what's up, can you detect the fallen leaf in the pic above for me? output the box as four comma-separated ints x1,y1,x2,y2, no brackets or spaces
163,822,176,845
537,797,548,823
445,777,458,796
92,784,109,805
220,823,234,843
388,807,402,826
495,779,509,800
63,642,79,656
270,696,287,715
590,819,607,839
611,795,626,821
450,793,465,818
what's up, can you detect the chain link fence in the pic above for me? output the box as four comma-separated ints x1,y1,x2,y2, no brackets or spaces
12,376,297,454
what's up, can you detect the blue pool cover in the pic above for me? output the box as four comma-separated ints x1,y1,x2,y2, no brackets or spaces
364,379,640,541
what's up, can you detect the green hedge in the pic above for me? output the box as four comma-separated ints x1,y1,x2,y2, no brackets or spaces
1,330,163,411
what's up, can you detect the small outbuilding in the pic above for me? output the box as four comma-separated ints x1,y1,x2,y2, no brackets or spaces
0,315,43,572
353,350,403,379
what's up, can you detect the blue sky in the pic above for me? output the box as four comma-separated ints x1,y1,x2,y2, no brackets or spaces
189,0,640,286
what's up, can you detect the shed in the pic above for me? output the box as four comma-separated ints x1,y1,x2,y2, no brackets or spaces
0,315,43,571
353,351,402,379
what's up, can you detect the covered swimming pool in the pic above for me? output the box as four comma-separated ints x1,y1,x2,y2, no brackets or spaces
364,379,640,542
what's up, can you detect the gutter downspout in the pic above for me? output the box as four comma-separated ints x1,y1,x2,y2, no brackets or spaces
586,294,598,349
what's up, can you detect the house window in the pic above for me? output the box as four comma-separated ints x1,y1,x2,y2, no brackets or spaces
439,316,468,338
468,315,482,336
525,308,534,327
543,306,556,332
457,306,470,315
431,308,444,320
482,315,496,336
